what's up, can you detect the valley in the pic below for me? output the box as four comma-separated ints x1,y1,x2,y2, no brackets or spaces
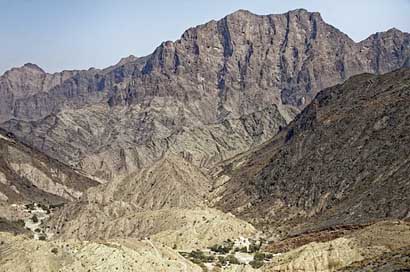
0,7,409,272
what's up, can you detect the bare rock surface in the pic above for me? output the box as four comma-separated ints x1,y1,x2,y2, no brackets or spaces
263,221,410,271
47,154,256,251
0,231,202,272
0,129,99,206
1,9,409,181
216,68,410,234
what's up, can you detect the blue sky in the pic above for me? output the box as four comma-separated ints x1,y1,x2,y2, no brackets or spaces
1,0,409,74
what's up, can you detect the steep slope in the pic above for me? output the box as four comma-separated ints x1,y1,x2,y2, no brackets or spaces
0,232,202,272
216,68,410,234
0,63,77,123
0,128,99,205
1,9,410,181
263,221,410,272
84,153,212,210
340,247,410,272
45,154,255,250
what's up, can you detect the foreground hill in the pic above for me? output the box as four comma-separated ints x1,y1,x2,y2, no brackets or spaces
1,9,410,181
0,129,99,205
0,232,202,272
263,220,410,271
0,128,99,234
47,154,256,251
216,68,410,235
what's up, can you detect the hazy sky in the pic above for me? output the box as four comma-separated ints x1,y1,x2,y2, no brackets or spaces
1,0,409,74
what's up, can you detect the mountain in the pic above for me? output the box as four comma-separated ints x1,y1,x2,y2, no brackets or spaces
0,128,99,205
215,68,410,235
84,153,212,210
1,8,410,272
46,154,256,251
264,221,410,271
0,231,202,272
1,9,409,182
0,128,99,235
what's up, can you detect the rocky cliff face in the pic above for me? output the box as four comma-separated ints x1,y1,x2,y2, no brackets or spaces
216,68,410,234
1,9,410,182
0,63,77,123
0,128,99,205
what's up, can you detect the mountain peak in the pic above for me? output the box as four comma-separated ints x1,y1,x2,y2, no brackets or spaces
1,63,45,77
22,63,45,73
227,8,318,19
228,9,256,17
288,8,310,13
116,55,138,66
387,27,402,33
287,8,323,20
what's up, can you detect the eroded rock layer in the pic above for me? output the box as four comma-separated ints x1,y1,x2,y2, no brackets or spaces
216,68,410,234
1,9,409,181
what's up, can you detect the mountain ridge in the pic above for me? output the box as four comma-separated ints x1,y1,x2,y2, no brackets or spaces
3,9,409,77
1,8,410,182
215,68,410,235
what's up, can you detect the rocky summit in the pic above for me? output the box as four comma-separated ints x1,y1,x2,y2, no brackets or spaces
1,9,410,182
1,8,410,272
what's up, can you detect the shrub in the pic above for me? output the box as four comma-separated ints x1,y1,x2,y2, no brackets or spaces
209,240,234,254
248,240,261,253
218,255,240,266
254,252,266,262
51,247,58,254
249,260,264,269
38,235,46,241
15,219,25,228
225,255,239,265
31,214,39,223
239,246,248,253
188,250,214,263
49,203,65,209
25,203,35,210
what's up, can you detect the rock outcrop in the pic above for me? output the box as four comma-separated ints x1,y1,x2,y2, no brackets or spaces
47,154,256,250
1,9,409,181
216,68,410,234
0,232,202,272
263,221,410,272
0,128,99,205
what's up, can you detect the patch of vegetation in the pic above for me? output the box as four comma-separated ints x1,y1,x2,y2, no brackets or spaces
209,239,234,254
38,235,46,241
49,203,65,209
254,252,265,262
218,255,240,266
38,203,49,211
248,239,261,253
180,250,214,266
51,247,58,254
249,260,264,269
14,219,25,228
31,214,39,223
25,203,35,210
254,252,273,262
235,246,248,253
